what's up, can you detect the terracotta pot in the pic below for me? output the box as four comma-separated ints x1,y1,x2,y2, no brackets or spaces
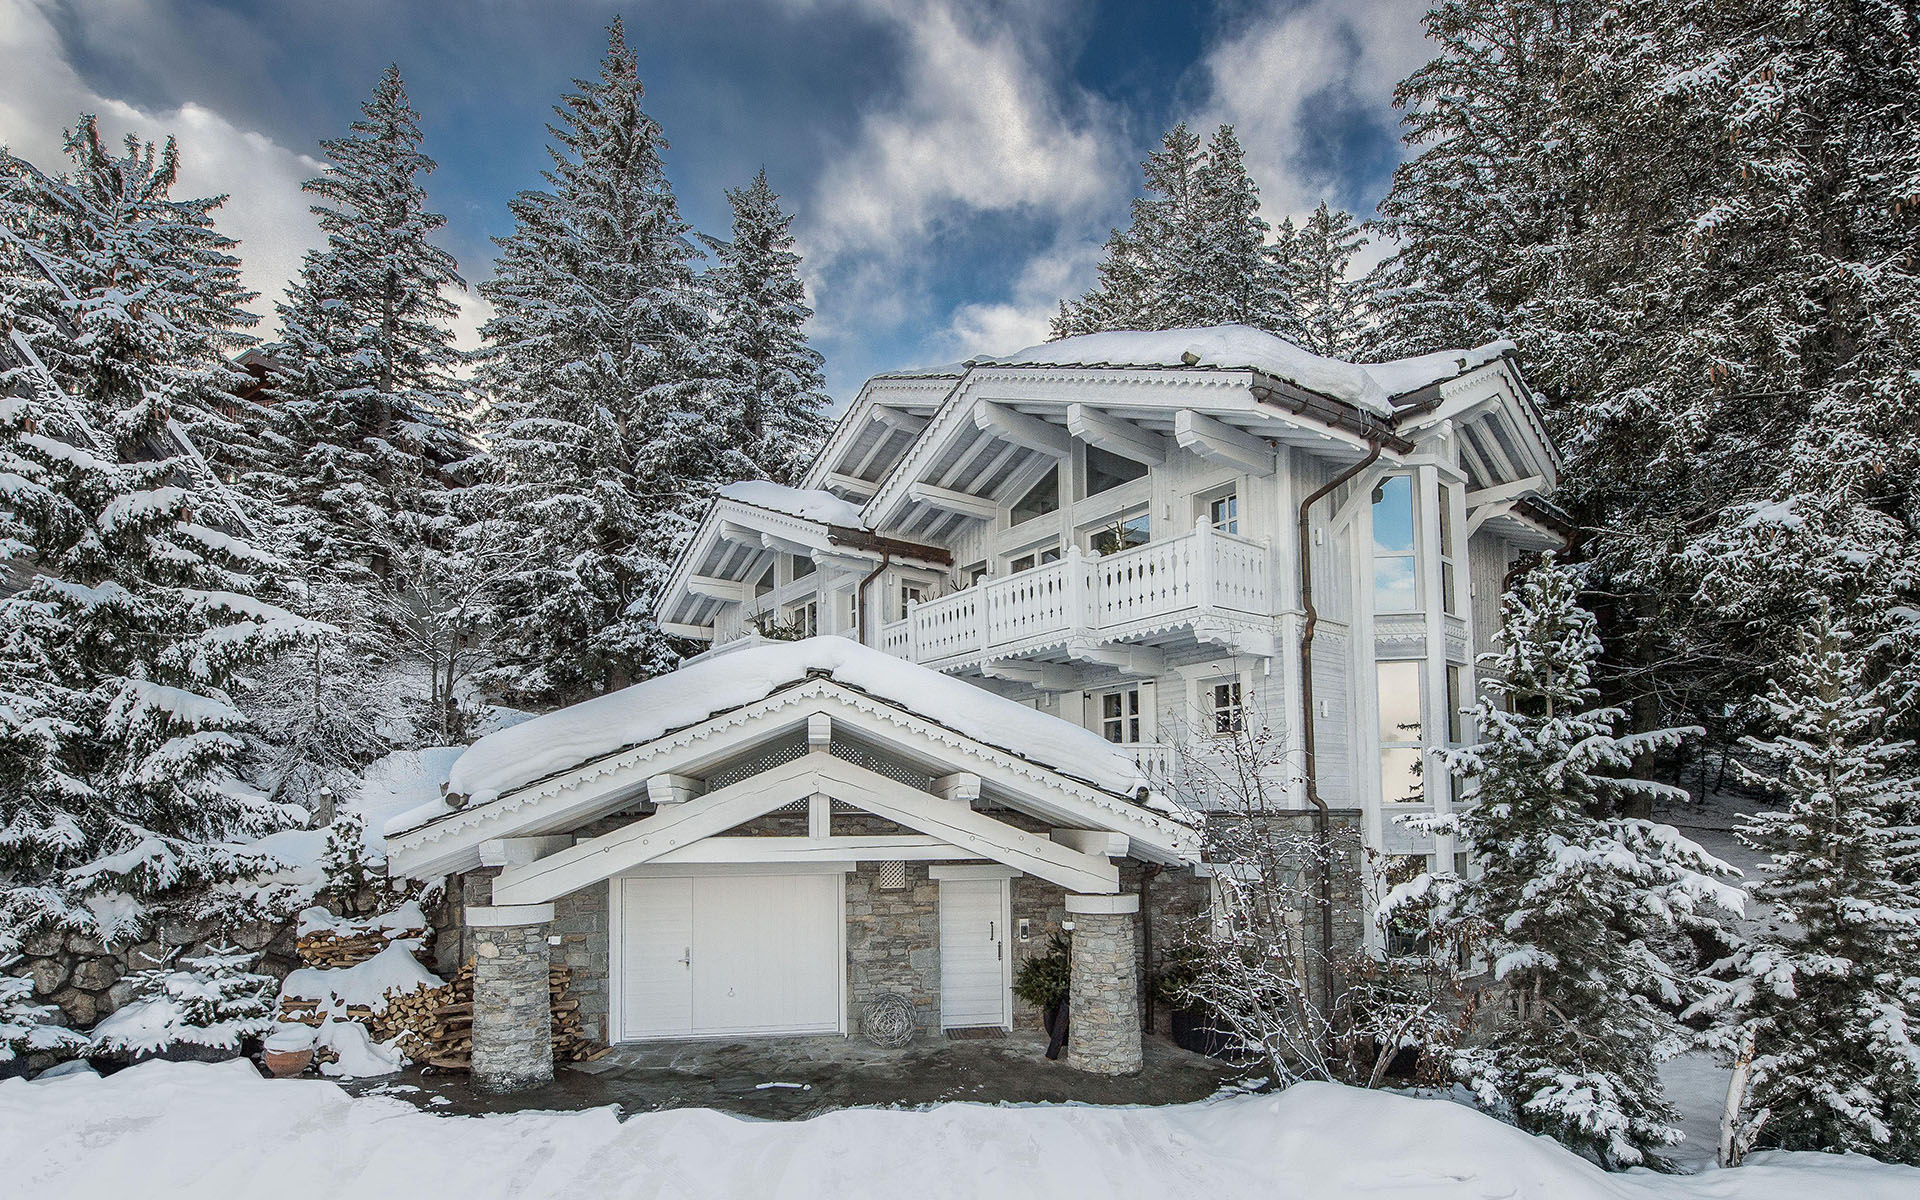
263,1047,313,1078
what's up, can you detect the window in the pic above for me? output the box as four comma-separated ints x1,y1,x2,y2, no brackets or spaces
1372,474,1418,613
785,600,818,638
754,563,775,600
1438,485,1457,615
845,591,860,633
1377,660,1424,804
898,582,923,620
790,553,815,579
1008,545,1060,573
1010,470,1058,525
1206,489,1239,534
962,561,988,587
1088,510,1149,556
1209,677,1244,736
1445,664,1465,745
1098,688,1142,744
1084,444,1148,497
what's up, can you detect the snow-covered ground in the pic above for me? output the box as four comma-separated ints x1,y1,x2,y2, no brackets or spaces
6,1060,1913,1200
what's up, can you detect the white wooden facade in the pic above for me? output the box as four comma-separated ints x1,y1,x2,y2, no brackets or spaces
657,330,1566,923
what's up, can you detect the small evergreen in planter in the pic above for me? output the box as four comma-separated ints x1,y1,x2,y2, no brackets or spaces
1015,933,1071,1057
91,945,276,1063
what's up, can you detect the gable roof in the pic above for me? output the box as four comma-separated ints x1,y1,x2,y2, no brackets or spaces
411,636,1153,825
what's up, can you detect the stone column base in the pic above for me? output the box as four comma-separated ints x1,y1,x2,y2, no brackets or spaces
468,904,555,1094
1065,893,1142,1076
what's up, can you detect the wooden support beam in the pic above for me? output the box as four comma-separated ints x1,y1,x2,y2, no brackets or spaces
1050,829,1130,858
934,772,982,804
975,400,1070,458
981,660,1081,692
870,404,928,434
822,471,877,499
651,835,976,864
646,774,704,806
477,836,574,868
1066,403,1165,464
657,621,714,641
808,713,833,749
808,793,830,839
1174,410,1275,477
906,482,997,521
1465,474,1547,509
1066,640,1165,676
686,575,752,603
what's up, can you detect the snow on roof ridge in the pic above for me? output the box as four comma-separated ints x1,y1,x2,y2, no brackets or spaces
891,325,1517,419
716,480,868,529
402,637,1156,837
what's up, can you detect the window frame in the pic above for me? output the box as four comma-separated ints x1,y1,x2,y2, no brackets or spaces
1376,658,1426,805
1096,686,1144,745
1371,473,1420,614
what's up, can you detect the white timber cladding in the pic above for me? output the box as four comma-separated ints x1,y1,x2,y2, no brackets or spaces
625,347,1562,912
939,876,1013,1029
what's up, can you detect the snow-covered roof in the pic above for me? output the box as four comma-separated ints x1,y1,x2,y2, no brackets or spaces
929,325,1516,420
715,480,867,529
415,637,1151,828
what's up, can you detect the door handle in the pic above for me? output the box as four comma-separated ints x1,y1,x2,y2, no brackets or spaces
680,947,690,967
988,921,994,942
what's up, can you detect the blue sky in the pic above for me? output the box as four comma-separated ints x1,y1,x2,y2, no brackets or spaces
1,0,1433,404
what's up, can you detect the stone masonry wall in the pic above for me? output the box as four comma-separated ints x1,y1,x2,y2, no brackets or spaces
552,882,610,1043
471,917,553,1093
1065,909,1141,1075
845,862,940,1035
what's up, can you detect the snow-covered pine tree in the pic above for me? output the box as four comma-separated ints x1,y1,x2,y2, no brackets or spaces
473,20,726,705
91,944,276,1057
262,64,468,592
1691,609,1920,1164
1392,557,1739,1169
1053,122,1310,340
1288,202,1371,360
0,120,312,954
701,169,831,485
0,972,87,1064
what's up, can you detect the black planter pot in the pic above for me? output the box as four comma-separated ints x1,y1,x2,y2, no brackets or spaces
1170,1007,1232,1057
1042,999,1069,1060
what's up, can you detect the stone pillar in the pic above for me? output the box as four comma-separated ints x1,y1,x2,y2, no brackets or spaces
1065,893,1141,1075
469,903,555,1094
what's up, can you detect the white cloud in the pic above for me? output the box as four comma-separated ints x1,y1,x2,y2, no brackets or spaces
0,0,323,323
1198,0,1432,223
933,232,1103,360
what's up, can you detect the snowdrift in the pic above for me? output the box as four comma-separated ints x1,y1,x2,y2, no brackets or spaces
4,1060,1911,1200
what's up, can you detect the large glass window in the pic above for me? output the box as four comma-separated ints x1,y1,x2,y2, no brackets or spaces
1084,445,1148,497
1088,510,1149,556
1372,474,1418,613
1377,660,1424,804
1438,485,1457,615
1010,470,1058,526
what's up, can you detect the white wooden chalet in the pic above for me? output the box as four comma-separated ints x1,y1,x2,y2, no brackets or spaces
387,325,1563,1093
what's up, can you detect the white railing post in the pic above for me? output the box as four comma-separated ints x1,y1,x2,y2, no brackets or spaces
1194,514,1214,614
1066,544,1090,636
906,598,921,663
977,582,992,657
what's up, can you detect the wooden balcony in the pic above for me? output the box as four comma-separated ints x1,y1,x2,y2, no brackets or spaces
878,520,1276,673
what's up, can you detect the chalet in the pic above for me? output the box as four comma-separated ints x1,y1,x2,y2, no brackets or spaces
385,324,1564,1094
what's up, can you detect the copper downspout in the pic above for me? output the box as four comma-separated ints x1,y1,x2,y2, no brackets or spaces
1297,436,1385,1017
855,550,892,644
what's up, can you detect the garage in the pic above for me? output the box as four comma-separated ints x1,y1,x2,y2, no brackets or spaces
613,870,845,1041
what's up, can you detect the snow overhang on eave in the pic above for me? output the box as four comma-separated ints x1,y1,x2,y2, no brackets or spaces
385,676,1199,880
657,497,951,629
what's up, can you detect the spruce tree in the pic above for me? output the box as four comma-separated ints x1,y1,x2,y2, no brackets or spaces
263,64,468,587
473,20,724,705
701,169,831,484
1410,558,1738,1169
1289,201,1371,359
1692,610,1920,1163
0,120,310,954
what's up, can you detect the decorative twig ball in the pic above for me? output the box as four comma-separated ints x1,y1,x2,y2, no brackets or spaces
862,992,916,1048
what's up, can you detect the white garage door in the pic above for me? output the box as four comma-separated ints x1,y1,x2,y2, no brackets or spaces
617,872,843,1040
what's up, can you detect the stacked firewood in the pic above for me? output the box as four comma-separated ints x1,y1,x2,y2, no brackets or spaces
295,920,432,970
417,959,608,1071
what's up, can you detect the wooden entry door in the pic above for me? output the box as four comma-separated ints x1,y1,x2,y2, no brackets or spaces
938,877,1011,1029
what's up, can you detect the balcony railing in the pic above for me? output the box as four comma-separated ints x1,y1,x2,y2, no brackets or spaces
878,519,1272,671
